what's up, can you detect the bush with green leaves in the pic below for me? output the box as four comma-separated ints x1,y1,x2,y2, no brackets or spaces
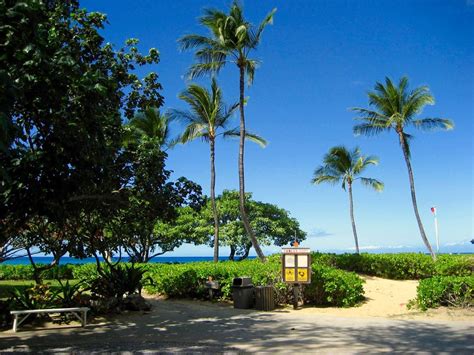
0,264,75,280
72,263,101,282
86,264,152,302
411,276,474,310
305,264,365,307
145,260,282,300
311,252,473,280
144,259,365,307
9,284,57,310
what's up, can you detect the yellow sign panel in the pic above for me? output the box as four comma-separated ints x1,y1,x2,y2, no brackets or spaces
297,268,308,282
285,268,295,282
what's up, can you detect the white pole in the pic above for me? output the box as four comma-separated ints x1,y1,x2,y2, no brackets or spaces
431,207,439,253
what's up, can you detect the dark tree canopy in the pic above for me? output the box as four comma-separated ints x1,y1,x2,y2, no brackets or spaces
0,0,164,267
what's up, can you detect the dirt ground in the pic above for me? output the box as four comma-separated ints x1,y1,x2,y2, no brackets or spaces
1,276,472,352
291,275,473,321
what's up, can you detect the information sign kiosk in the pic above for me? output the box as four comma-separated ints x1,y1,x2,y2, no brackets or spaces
281,247,311,309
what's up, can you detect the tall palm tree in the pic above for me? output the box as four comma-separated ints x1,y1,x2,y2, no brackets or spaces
171,79,266,262
126,107,174,149
312,146,383,254
352,77,454,259
178,1,276,261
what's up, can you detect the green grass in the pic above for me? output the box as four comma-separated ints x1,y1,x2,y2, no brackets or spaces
0,279,80,299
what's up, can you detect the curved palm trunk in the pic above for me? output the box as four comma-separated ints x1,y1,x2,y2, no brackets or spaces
238,64,266,262
348,183,360,254
398,132,436,260
210,139,219,263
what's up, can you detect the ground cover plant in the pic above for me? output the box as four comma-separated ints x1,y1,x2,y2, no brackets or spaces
410,276,474,310
311,252,473,280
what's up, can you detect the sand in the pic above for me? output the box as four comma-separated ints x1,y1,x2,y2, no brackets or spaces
289,275,473,321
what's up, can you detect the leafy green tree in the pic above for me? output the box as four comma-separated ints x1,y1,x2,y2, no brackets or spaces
186,190,306,260
116,140,204,263
352,77,454,259
312,146,383,254
171,79,266,262
0,1,163,268
179,1,276,261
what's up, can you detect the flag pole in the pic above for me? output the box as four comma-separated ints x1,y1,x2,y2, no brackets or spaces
431,207,439,253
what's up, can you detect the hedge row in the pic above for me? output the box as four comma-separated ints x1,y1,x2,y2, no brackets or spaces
0,264,75,280
311,253,473,280
143,260,365,307
412,276,474,310
1,253,472,281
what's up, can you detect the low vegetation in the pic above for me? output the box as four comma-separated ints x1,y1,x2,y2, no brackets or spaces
311,252,473,280
411,276,474,310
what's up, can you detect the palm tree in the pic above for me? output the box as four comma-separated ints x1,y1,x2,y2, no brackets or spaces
126,107,174,149
178,1,276,261
171,79,266,262
352,77,454,259
312,146,383,254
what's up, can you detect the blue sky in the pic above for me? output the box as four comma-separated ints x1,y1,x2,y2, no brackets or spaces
83,0,473,256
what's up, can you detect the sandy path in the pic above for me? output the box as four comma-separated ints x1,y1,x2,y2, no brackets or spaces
294,275,473,321
1,297,472,353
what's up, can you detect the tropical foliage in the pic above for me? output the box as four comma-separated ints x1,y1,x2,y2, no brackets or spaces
179,1,276,261
352,77,454,259
312,146,383,253
172,79,266,262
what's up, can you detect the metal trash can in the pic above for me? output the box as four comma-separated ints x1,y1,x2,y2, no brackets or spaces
232,277,254,309
255,286,275,311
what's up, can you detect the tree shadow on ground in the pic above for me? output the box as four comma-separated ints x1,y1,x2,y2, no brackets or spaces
1,299,473,353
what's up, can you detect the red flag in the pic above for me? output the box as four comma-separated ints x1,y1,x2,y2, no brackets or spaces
431,207,436,214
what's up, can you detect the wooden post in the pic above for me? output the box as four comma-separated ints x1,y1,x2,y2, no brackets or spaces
293,284,300,310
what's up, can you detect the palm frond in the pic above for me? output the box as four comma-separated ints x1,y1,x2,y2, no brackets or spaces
359,177,384,192
250,7,276,47
411,118,454,131
222,128,267,147
353,123,389,136
179,122,208,143
311,167,341,186
187,62,226,80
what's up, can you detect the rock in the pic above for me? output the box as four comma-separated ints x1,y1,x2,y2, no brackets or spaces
123,294,152,312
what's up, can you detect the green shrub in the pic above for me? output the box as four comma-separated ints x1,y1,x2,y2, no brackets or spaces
145,259,365,308
434,255,474,277
310,253,473,280
0,264,75,280
9,284,57,310
413,276,474,310
72,263,100,282
305,264,365,307
86,264,152,301
145,260,283,300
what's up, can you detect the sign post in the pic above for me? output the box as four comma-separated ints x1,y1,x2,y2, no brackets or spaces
431,207,439,253
281,247,311,309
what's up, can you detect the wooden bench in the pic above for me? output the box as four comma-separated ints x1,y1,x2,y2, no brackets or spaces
10,307,89,332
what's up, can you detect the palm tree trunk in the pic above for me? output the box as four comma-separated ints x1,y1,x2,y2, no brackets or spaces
398,131,436,260
238,63,266,262
348,183,360,254
210,138,219,263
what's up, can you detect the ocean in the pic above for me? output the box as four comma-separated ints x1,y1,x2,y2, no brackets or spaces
3,256,256,265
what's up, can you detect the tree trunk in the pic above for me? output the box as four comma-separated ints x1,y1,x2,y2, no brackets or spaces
210,138,219,263
229,245,236,261
238,244,251,261
238,63,266,262
348,182,360,254
398,131,436,260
